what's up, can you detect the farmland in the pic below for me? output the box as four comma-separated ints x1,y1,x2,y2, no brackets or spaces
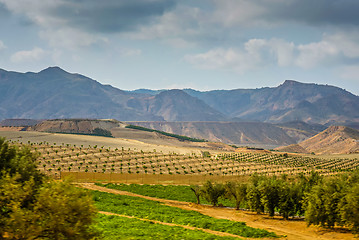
97,214,241,240
92,189,276,238
86,182,357,240
10,138,358,182
2,131,359,239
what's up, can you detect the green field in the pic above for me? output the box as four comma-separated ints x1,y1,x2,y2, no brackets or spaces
91,190,277,238
97,214,240,240
96,183,234,207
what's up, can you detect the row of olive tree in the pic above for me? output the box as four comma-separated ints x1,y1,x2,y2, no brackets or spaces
191,171,359,233
0,137,99,239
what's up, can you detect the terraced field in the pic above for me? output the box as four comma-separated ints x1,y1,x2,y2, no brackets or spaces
8,139,359,181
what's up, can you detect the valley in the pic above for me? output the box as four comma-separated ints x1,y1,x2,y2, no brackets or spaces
1,68,359,239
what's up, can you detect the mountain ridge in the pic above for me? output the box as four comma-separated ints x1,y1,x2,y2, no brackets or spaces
0,66,358,125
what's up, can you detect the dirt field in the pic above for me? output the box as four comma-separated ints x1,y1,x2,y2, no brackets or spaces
0,131,218,155
79,183,356,240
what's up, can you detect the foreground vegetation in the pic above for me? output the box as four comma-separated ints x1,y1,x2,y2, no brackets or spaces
96,183,234,206
100,172,359,234
97,214,240,240
0,137,98,239
92,190,277,238
3,136,359,238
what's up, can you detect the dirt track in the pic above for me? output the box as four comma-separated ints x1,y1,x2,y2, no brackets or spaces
99,211,245,239
78,183,355,240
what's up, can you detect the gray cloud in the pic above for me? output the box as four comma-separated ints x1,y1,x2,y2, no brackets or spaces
268,0,359,26
0,2,10,17
214,0,359,28
45,0,177,33
0,0,176,33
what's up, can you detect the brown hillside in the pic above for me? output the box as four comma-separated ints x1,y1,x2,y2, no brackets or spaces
275,144,310,154
33,119,121,134
298,126,359,154
127,121,296,148
29,119,235,153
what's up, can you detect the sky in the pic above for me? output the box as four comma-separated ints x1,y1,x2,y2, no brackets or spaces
0,0,359,95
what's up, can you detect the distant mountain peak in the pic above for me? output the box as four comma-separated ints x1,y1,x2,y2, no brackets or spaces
39,66,68,75
160,89,186,95
282,80,302,86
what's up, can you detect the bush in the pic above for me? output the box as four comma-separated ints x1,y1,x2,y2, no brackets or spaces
0,138,99,239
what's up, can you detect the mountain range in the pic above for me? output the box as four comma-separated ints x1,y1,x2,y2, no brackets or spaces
0,66,358,125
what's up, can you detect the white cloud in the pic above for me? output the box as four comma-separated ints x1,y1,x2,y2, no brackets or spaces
185,48,249,73
185,31,359,72
11,47,47,63
0,40,6,50
324,31,359,58
185,38,295,73
295,41,339,69
39,28,108,49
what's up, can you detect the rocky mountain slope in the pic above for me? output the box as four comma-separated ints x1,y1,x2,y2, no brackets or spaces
0,67,162,121
182,80,359,124
276,126,359,154
1,67,358,125
127,121,297,147
275,121,327,143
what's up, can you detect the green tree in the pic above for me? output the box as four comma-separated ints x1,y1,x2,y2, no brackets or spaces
0,174,38,239
225,182,248,210
247,183,264,214
305,178,344,228
259,177,281,217
339,179,359,233
201,181,225,206
0,138,99,239
33,180,99,239
247,174,264,214
0,137,43,184
278,181,301,219
190,185,201,204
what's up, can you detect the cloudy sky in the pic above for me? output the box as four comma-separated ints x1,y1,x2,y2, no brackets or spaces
0,0,359,94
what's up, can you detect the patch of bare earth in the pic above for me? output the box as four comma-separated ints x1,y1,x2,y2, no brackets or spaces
78,183,355,240
0,127,25,131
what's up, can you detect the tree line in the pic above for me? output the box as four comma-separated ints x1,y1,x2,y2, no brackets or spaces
0,137,99,239
125,124,208,142
191,171,359,233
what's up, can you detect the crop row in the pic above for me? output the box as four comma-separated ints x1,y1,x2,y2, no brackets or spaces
10,140,359,177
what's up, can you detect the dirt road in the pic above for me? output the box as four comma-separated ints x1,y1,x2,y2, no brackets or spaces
78,183,355,240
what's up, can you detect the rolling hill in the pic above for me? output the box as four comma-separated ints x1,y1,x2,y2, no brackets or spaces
276,126,359,154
